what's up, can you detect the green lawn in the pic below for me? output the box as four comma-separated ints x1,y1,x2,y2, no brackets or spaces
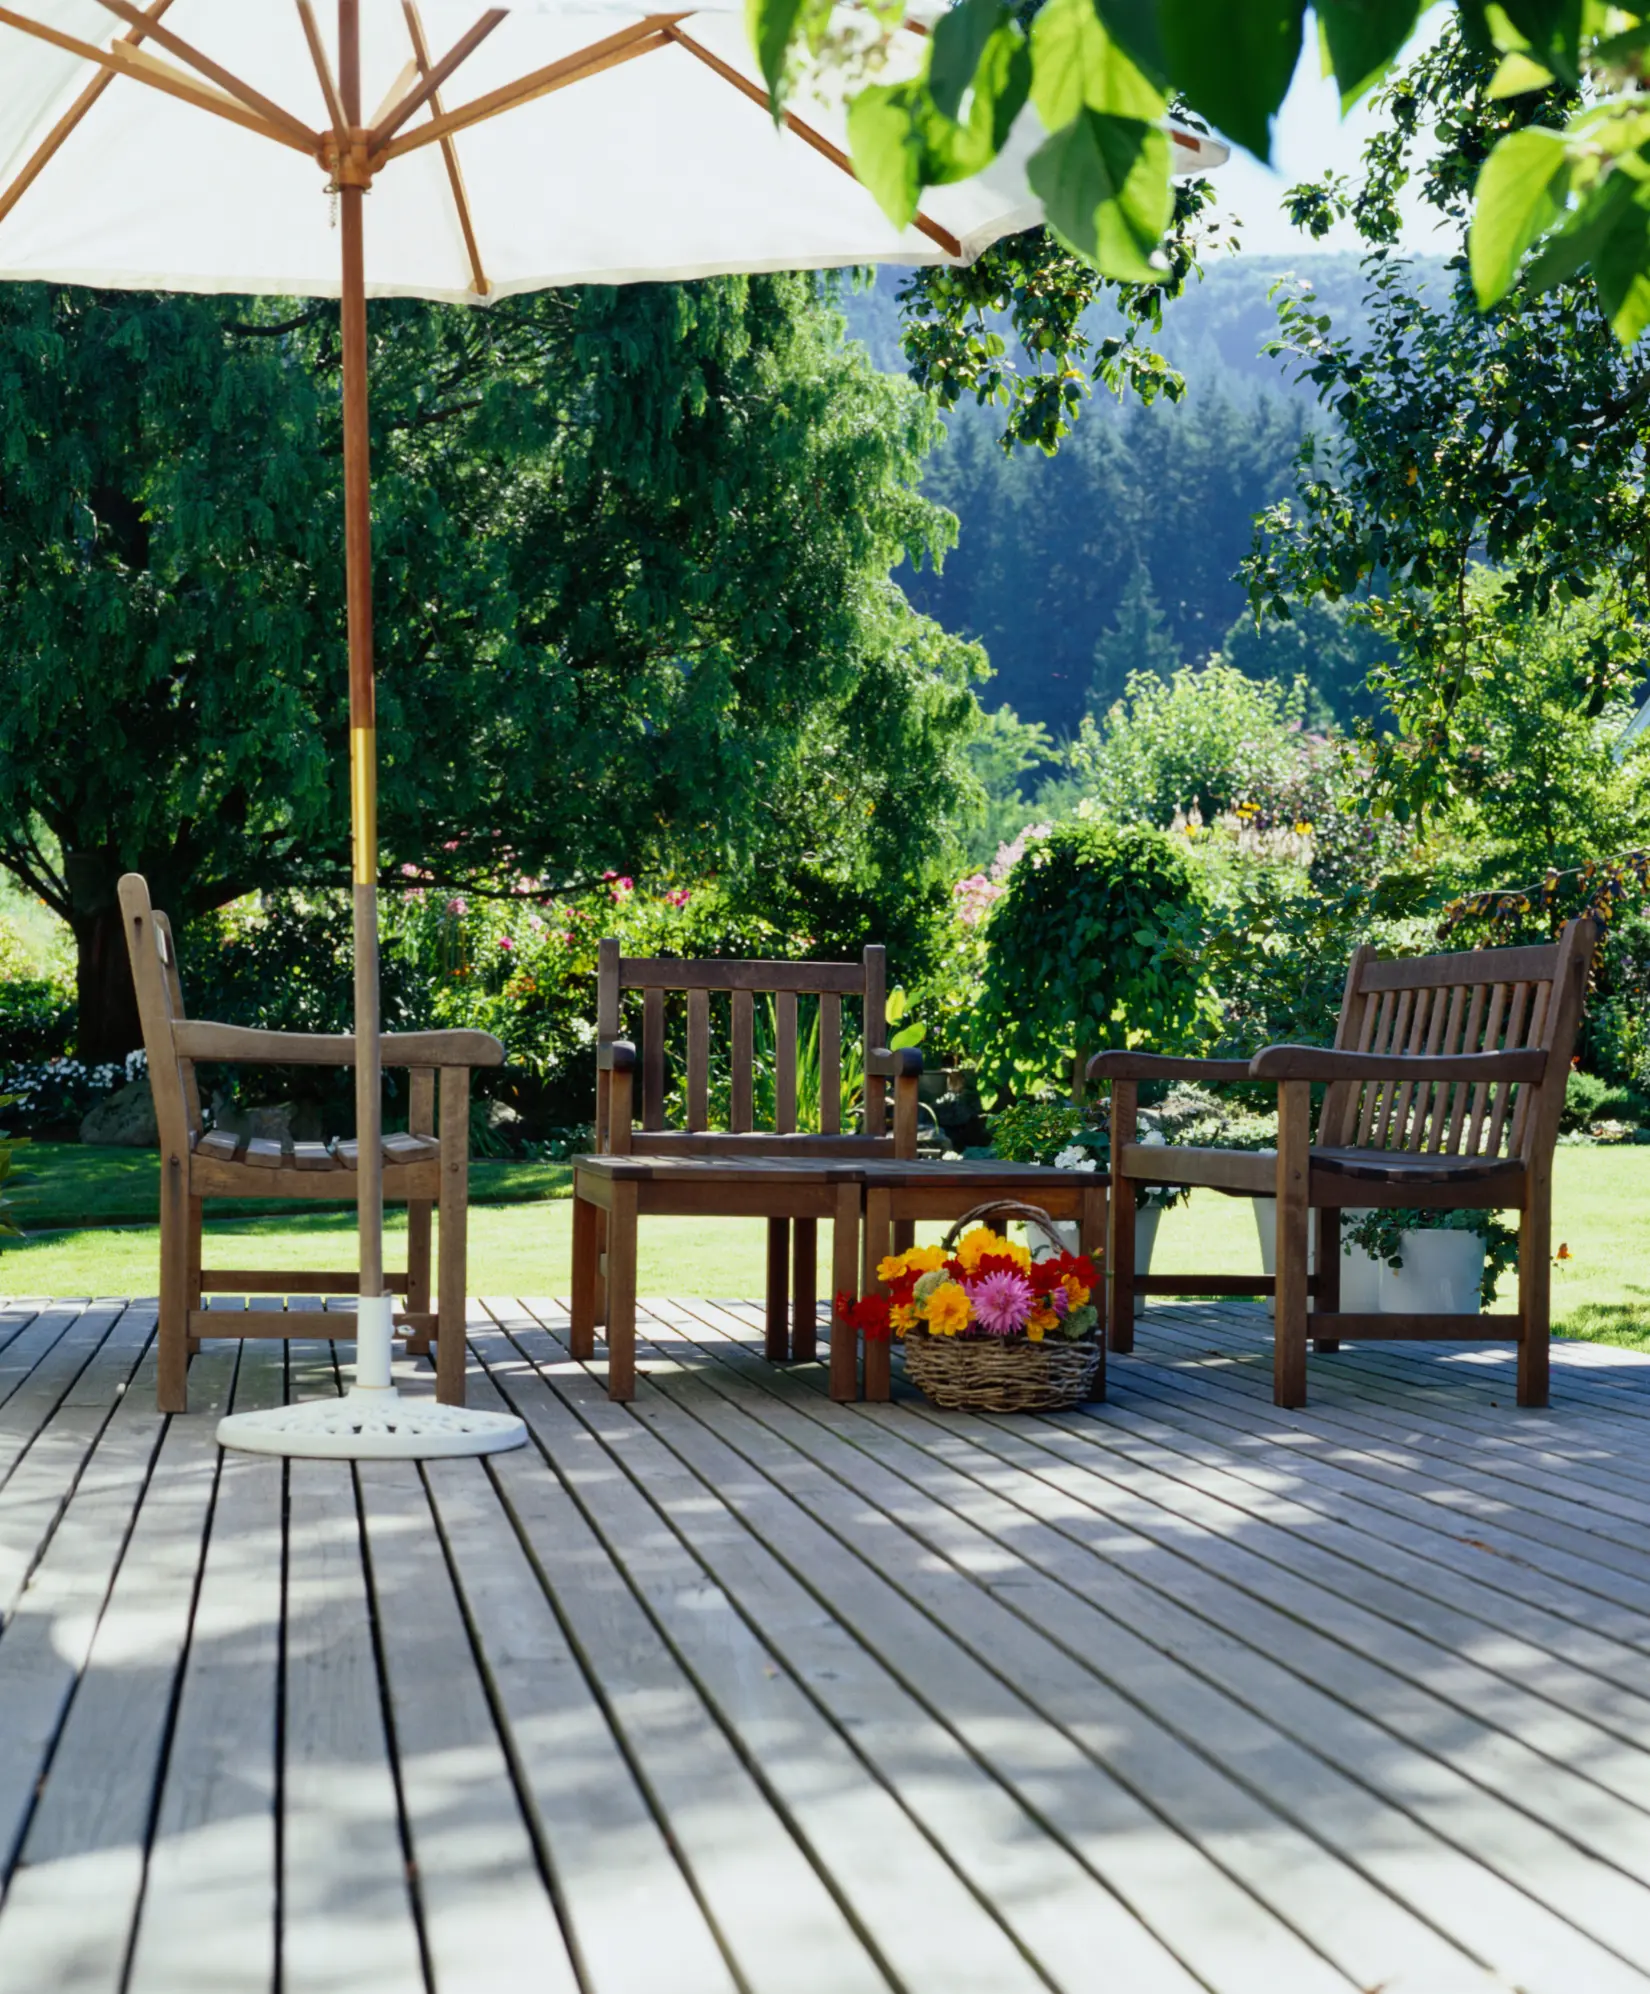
4,1141,1646,1350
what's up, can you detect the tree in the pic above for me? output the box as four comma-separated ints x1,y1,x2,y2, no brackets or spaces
0,276,981,1058
1088,561,1181,714
1238,21,1650,811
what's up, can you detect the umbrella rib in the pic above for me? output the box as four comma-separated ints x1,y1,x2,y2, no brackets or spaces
375,16,684,166
403,1,490,298
90,0,319,152
371,9,506,150
663,25,963,260
0,0,174,230
294,0,348,140
0,7,313,154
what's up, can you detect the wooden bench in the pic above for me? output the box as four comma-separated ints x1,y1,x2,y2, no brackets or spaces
119,873,503,1412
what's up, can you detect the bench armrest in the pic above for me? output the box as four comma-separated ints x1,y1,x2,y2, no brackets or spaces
866,1047,923,1081
597,1039,637,1074
1249,1045,1548,1083
171,1022,505,1068
1088,1051,1253,1082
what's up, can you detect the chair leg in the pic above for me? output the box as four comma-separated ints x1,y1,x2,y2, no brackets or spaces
605,1182,638,1401
405,1200,433,1356
436,1068,469,1408
158,1156,190,1414
765,1219,790,1362
1313,1208,1341,1354
593,1208,608,1327
864,1188,893,1402
1518,1188,1551,1409
791,1218,817,1364
1107,1177,1136,1354
1274,1082,1311,1407
829,1182,860,1402
186,1195,204,1357
570,1186,599,1361
1079,1182,1107,1401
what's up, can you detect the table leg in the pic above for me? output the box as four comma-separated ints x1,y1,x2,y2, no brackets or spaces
864,1187,893,1402
830,1183,860,1401
1079,1180,1107,1402
792,1218,817,1363
571,1185,599,1360
765,1218,790,1362
606,1181,637,1401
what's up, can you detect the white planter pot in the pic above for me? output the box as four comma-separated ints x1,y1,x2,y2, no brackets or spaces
1252,1199,1382,1312
1379,1229,1484,1316
1040,1206,1160,1317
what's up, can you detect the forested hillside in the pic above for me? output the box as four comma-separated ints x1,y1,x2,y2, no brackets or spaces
844,254,1448,736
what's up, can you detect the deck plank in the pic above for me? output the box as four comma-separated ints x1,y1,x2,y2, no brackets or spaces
2,1294,1649,1994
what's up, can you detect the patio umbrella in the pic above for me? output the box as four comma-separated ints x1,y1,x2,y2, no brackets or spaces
0,0,1049,1455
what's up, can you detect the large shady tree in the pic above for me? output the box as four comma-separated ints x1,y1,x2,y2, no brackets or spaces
0,273,979,1059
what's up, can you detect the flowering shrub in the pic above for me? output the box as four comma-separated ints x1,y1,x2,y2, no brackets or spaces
3,1051,146,1135
837,1224,1099,1346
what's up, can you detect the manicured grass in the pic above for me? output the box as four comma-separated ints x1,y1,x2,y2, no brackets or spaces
4,1141,1646,1352
7,1142,569,1229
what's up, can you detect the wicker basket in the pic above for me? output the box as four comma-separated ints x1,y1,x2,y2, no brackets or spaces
897,1200,1103,1413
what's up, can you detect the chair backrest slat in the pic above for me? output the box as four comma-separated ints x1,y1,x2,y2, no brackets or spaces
1354,990,1396,1145
730,990,754,1132
1509,980,1550,1154
774,991,798,1133
1465,982,1510,1154
1370,988,1415,1149
1485,981,1533,1155
596,938,622,1150
1423,984,1467,1151
117,875,193,1158
862,944,887,1138
152,911,204,1138
818,994,841,1136
686,988,709,1132
641,988,666,1131
1443,981,1488,1153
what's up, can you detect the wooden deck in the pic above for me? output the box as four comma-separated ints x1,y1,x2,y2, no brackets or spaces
2,1298,1650,1993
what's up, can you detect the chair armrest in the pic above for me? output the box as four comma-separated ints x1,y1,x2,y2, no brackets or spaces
1088,1051,1253,1082
867,1047,923,1081
597,1039,637,1073
172,1021,504,1068
1249,1045,1548,1083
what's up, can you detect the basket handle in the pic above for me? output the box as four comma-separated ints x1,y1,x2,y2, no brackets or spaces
941,1200,1073,1259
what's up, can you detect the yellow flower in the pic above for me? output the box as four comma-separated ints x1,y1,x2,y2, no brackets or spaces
890,1302,918,1335
904,1243,947,1275
876,1251,910,1284
954,1226,1030,1273
1061,1275,1091,1310
1026,1321,1045,1343
1028,1305,1059,1335
925,1282,974,1337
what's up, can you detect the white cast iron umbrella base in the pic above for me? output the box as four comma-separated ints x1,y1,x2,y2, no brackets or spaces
216,1297,527,1461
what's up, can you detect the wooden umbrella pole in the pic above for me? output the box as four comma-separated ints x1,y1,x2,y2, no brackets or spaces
338,0,383,1302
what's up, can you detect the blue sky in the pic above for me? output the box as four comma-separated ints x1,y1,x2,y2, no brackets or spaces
1208,8,1449,257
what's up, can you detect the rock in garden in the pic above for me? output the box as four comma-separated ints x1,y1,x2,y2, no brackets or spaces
79,1078,159,1148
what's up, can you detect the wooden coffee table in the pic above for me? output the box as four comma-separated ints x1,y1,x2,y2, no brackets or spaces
570,1155,864,1400
855,1159,1108,1402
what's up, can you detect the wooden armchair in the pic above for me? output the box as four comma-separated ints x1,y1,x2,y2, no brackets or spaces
592,938,922,1353
119,874,503,1414
1095,920,1595,1408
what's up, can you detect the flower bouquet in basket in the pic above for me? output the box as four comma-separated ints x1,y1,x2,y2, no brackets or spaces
837,1202,1103,1413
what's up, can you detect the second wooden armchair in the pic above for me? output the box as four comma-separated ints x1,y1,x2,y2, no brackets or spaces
1094,922,1595,1409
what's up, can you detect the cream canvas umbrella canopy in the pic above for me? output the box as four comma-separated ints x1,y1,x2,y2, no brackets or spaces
0,0,1047,1456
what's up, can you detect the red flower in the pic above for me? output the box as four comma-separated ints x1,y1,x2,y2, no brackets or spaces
835,1293,892,1341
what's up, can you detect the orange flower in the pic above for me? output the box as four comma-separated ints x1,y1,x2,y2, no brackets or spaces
1555,1243,1572,1263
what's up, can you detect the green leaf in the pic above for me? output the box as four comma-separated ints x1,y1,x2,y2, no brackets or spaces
1090,0,1170,86
1027,110,1171,279
846,83,929,226
1486,0,1583,80
1488,49,1556,94
929,0,1007,122
1469,125,1571,306
1584,177,1650,345
747,0,805,106
1316,0,1423,109
1158,0,1306,160
1030,0,1165,130
847,27,1030,223
1523,164,1635,296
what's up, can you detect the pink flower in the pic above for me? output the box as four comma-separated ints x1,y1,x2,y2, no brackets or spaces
399,862,420,878
610,875,634,899
966,1269,1035,1336
528,914,545,932
446,896,467,917
665,887,691,908
952,872,1001,928
443,840,460,852
498,935,515,951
